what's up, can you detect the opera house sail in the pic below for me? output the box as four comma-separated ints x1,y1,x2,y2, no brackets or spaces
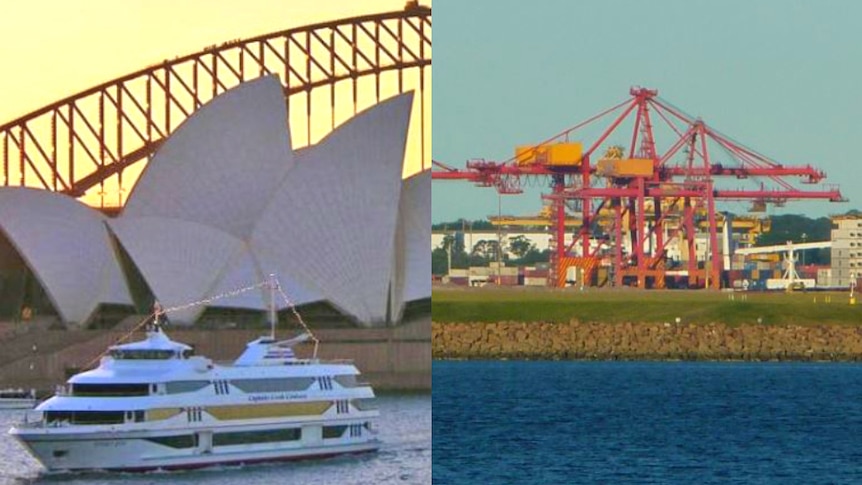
0,74,430,328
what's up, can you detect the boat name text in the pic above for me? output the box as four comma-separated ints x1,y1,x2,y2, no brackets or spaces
248,392,307,402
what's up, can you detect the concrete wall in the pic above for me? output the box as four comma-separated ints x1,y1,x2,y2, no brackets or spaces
0,317,430,393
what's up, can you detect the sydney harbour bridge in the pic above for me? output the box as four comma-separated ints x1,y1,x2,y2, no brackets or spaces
0,6,431,208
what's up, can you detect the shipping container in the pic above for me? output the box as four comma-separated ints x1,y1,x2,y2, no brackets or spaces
498,267,519,277
496,275,519,286
596,158,654,177
472,267,492,277
816,268,832,287
524,269,549,278
515,142,583,167
596,267,609,287
524,277,547,287
546,143,583,166
766,279,816,290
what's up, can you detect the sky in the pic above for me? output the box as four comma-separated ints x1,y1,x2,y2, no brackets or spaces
0,0,431,205
432,0,862,223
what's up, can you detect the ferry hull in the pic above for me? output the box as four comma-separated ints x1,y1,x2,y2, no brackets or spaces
12,429,379,472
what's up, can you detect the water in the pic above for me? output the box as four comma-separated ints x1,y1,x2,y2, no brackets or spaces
433,361,862,484
0,394,430,485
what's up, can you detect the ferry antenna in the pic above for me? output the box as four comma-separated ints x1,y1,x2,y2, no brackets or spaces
268,273,278,340
85,275,318,367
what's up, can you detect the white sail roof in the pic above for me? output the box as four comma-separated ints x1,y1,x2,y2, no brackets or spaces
250,92,413,325
206,245,323,311
122,75,294,239
0,79,425,327
0,188,132,324
392,169,432,320
108,216,243,324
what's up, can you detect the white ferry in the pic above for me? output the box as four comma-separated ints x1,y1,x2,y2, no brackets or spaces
9,280,379,472
0,389,37,410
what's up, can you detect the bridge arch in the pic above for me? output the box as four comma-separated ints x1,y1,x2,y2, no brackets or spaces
0,7,431,205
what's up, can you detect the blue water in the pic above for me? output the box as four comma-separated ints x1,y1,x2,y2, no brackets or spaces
433,361,862,484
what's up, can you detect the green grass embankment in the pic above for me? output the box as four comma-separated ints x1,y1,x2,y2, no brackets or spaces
432,287,862,326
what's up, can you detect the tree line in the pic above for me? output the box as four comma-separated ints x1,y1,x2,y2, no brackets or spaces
431,233,549,276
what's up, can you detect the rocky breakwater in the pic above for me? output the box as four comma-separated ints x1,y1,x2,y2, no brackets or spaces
432,321,862,361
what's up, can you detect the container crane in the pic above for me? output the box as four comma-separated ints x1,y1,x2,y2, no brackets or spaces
432,87,844,289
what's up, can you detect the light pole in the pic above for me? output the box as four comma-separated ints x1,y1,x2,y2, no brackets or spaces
446,233,452,275
801,233,807,267
497,193,502,285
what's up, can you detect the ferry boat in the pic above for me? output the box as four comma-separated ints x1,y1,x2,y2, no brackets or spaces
9,278,380,472
0,388,37,410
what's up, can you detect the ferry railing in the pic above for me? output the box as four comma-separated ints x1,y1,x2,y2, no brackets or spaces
19,411,46,428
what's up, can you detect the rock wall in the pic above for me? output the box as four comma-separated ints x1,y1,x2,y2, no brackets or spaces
433,321,862,361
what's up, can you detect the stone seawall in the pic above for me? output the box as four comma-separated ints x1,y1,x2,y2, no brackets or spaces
433,321,862,361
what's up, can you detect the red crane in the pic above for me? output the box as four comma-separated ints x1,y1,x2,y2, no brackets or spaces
432,87,844,289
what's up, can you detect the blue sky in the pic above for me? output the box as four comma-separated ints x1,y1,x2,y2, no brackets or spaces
432,0,862,223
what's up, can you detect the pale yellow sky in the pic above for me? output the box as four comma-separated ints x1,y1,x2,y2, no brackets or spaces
0,0,431,204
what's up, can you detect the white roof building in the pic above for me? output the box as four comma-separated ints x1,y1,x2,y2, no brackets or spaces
250,91,414,325
0,75,429,327
392,170,431,322
0,188,132,324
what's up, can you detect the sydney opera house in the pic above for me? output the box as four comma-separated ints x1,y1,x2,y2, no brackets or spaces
0,76,430,327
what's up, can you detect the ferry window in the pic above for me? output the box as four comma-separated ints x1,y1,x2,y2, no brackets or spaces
75,411,125,425
231,377,314,393
352,398,377,411
46,411,125,425
213,428,301,446
334,375,357,388
144,435,197,449
182,349,194,359
72,383,149,397
45,411,72,424
323,425,347,439
134,410,145,422
165,381,210,394
109,349,174,360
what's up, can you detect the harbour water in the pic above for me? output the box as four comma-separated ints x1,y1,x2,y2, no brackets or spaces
434,360,862,484
0,394,430,485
